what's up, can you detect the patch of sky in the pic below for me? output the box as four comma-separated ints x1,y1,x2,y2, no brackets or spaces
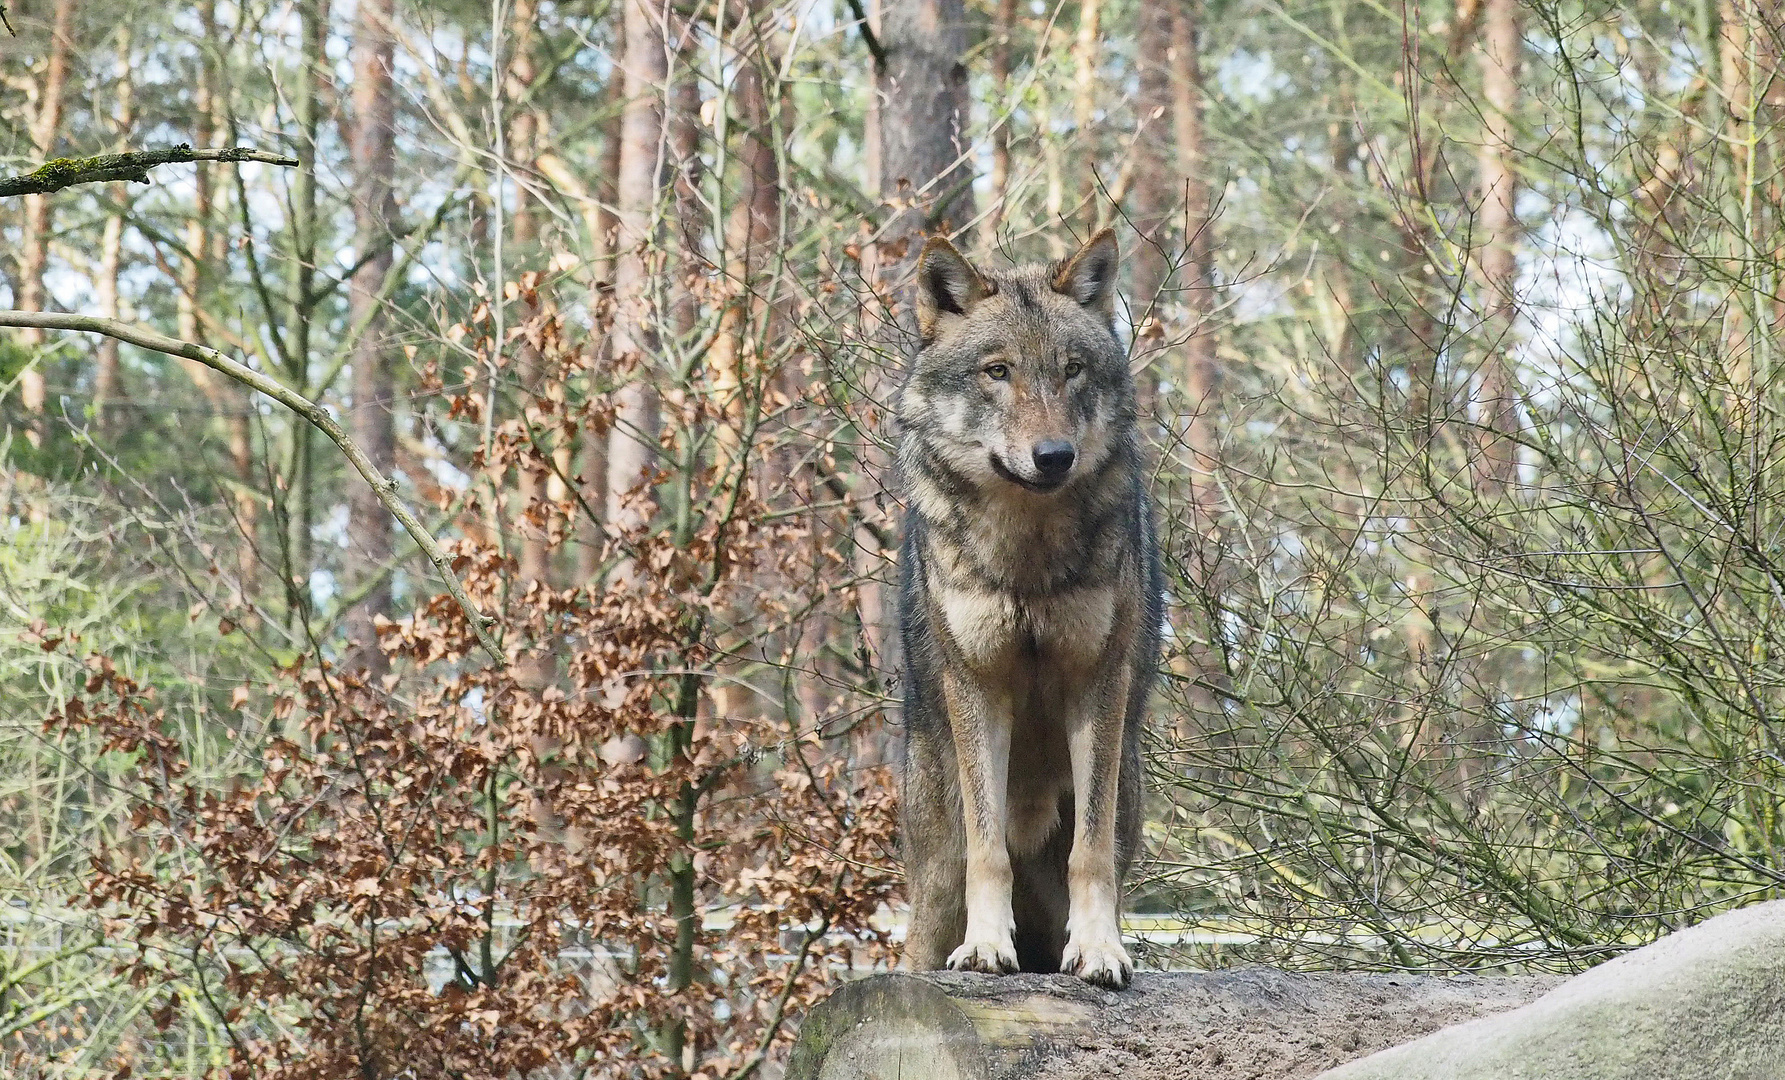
316,501,351,550
1519,694,1579,739
309,568,338,610
423,440,472,494
1215,49,1289,104
461,685,487,724
1516,200,1628,412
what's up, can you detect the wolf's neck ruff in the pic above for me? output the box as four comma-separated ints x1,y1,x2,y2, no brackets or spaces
895,230,1164,990
902,432,1140,598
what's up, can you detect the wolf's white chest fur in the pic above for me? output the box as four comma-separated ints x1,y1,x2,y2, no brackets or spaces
938,584,1117,673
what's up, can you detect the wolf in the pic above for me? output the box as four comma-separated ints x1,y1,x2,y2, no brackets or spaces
895,229,1162,989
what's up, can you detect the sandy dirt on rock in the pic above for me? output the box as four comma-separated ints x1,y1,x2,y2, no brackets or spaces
1020,968,1562,1080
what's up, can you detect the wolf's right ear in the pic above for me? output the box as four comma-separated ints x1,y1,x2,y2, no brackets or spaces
915,236,989,344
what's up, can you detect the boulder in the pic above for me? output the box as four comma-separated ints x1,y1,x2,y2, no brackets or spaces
1318,900,1785,1080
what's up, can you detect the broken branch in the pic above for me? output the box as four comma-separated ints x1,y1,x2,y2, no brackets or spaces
0,145,299,199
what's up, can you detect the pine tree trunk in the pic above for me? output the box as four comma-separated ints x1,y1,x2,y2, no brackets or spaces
94,26,135,438
711,9,779,476
1473,0,1520,493
1171,0,1218,514
709,6,785,730
506,0,555,588
857,0,974,719
877,0,974,270
343,0,398,672
978,0,1016,251
1072,0,1103,218
575,99,623,585
17,0,75,447
1130,0,1175,326
603,0,668,572
284,0,329,627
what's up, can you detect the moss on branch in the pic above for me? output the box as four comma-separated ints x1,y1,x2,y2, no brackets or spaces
0,145,299,199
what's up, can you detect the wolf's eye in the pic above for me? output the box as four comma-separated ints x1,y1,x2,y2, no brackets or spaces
983,363,1010,380
1064,361,1085,379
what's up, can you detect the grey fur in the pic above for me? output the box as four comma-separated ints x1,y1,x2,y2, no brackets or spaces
896,230,1163,989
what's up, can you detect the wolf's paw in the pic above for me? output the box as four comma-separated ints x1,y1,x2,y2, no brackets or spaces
1062,936,1133,989
947,937,1019,975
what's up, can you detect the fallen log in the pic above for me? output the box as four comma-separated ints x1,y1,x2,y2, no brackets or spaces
787,967,1559,1080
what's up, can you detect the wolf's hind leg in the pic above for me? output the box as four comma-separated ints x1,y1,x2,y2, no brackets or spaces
1011,798,1071,973
902,741,968,970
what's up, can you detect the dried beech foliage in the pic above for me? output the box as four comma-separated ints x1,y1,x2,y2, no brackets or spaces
47,287,898,1080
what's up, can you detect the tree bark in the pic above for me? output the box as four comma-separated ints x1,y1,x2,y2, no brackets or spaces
786,970,1557,1080
603,0,668,569
284,0,330,626
16,0,74,446
0,147,300,198
876,0,973,272
857,0,974,714
343,0,398,672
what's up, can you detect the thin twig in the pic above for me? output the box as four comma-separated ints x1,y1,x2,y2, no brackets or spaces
0,310,503,661
842,0,885,67
0,145,299,199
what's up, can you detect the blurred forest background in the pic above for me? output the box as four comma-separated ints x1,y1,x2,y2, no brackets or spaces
2,0,1783,1074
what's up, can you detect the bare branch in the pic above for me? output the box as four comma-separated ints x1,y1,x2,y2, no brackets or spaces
0,145,299,199
0,310,503,662
842,0,885,67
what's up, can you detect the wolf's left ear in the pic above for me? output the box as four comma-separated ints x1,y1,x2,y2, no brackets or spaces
916,235,989,343
1052,228,1120,320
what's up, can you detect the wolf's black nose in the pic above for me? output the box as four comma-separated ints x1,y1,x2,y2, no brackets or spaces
1032,440,1076,479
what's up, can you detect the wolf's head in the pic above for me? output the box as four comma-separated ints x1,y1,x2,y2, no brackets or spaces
898,230,1132,496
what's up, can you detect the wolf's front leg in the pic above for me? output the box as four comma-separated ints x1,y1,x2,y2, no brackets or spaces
940,669,1018,974
1063,665,1135,989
